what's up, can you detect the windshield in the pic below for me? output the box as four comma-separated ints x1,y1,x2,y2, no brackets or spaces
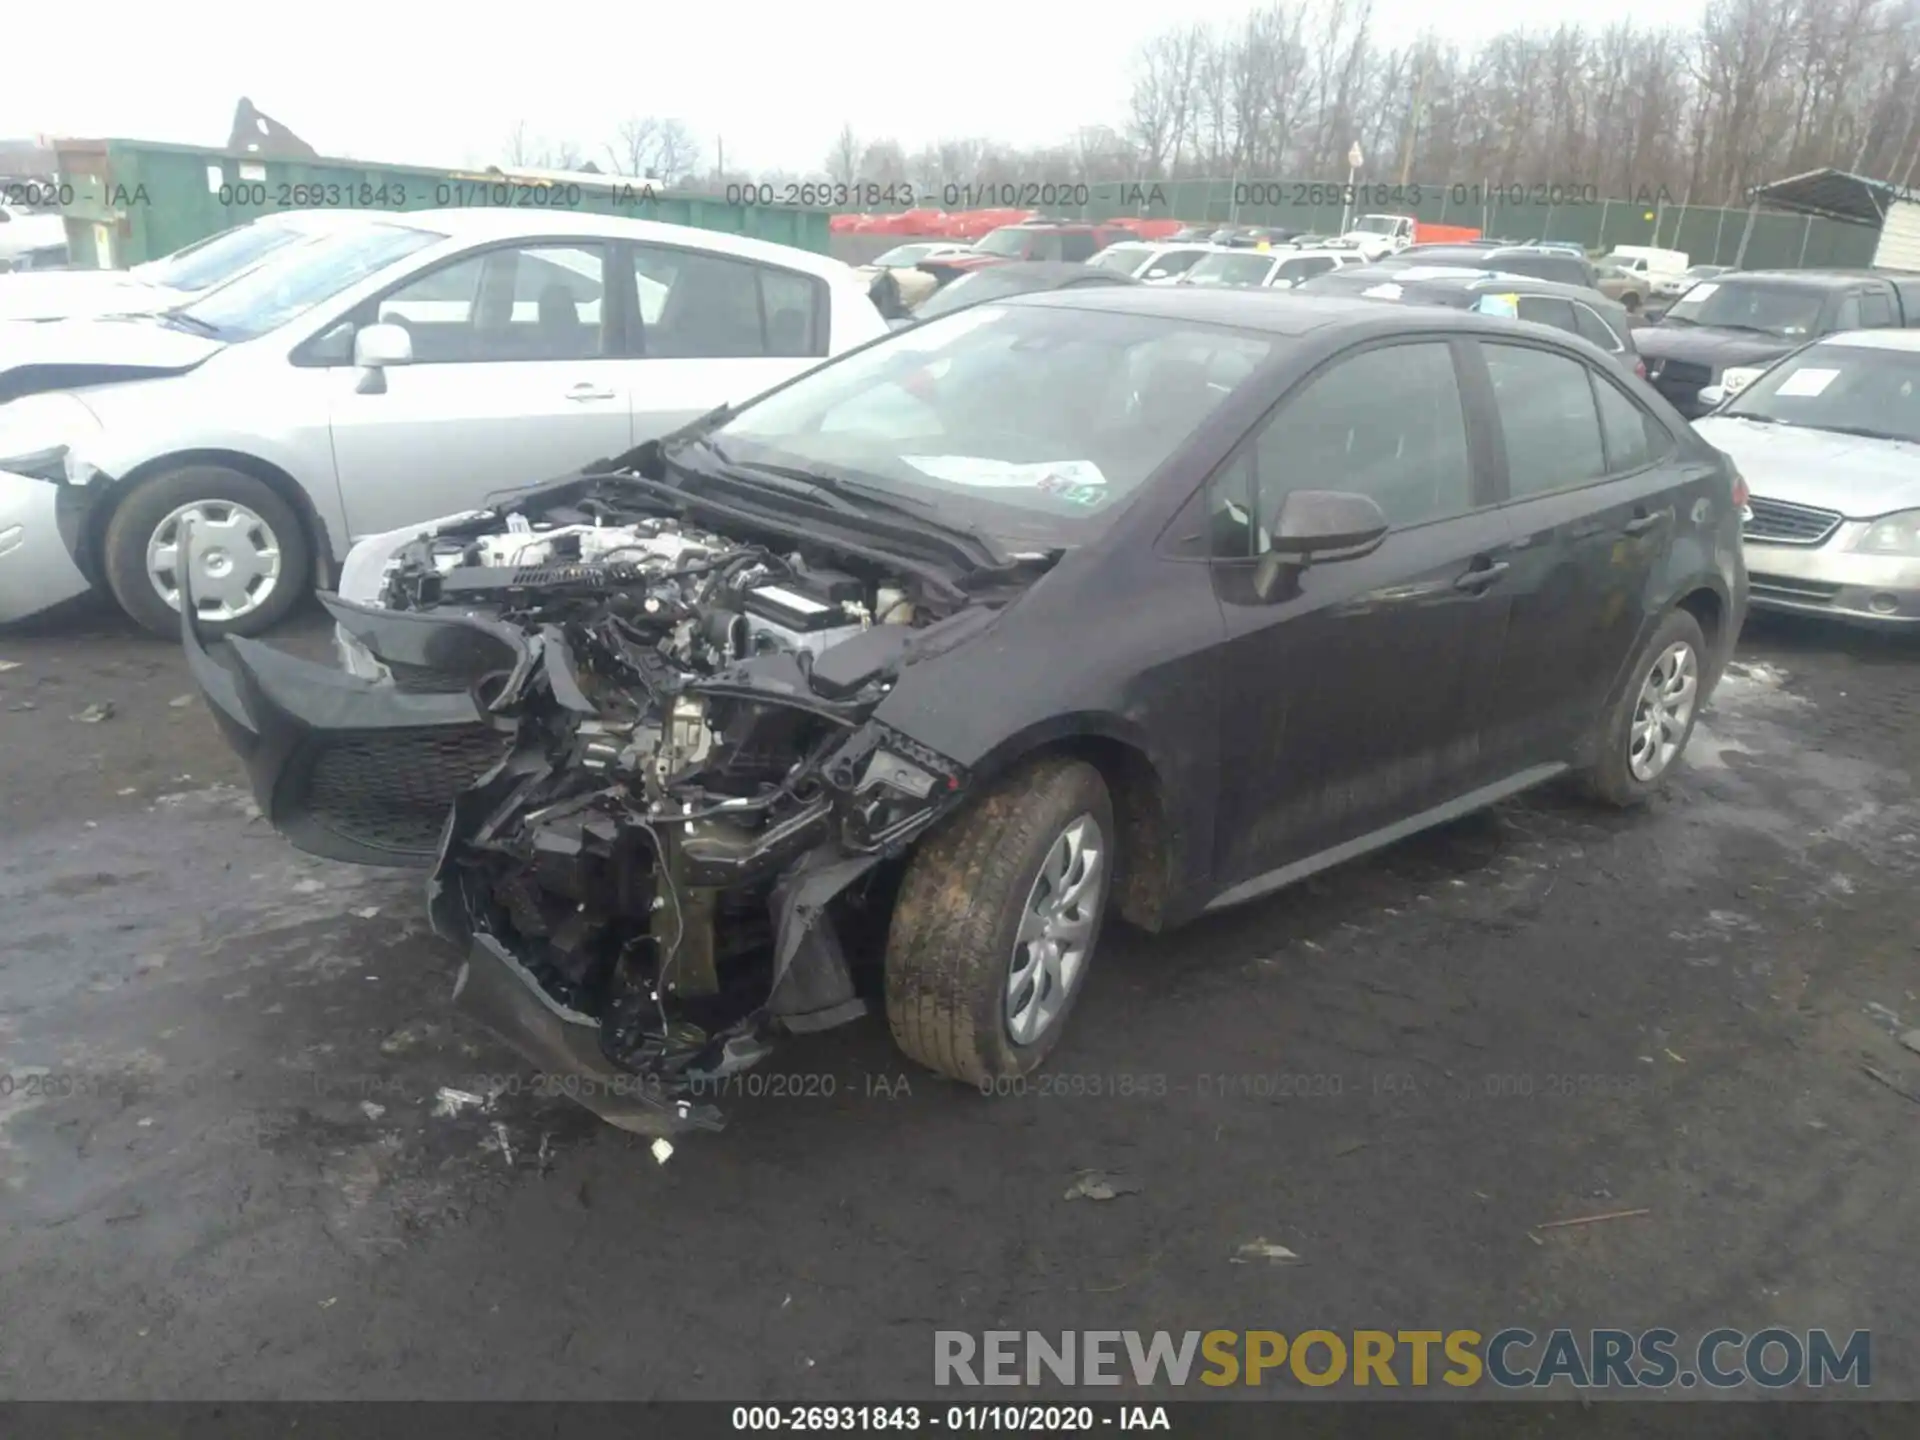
1087,245,1150,274
974,227,1036,259
1352,216,1398,235
134,220,311,293
707,304,1274,547
1723,343,1920,443
872,243,937,267
1184,253,1275,287
1663,279,1826,337
175,223,444,341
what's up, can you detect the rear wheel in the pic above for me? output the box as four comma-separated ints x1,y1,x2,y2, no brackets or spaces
1582,608,1707,806
103,465,310,639
1621,291,1642,313
885,758,1113,1085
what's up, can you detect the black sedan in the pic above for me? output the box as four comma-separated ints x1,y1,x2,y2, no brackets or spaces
897,260,1140,327
182,288,1748,1137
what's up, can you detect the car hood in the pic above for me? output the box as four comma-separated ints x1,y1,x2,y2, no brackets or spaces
1633,326,1795,369
0,315,225,402
0,270,188,322
1694,415,1920,517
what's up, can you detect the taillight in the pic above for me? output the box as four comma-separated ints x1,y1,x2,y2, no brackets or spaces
1634,357,1648,379
1731,470,1751,511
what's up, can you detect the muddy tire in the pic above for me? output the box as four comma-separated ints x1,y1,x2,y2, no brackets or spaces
1582,607,1708,807
885,757,1113,1086
103,465,310,639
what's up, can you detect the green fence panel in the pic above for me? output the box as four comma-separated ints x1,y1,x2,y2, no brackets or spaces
53,139,829,268
832,172,1877,270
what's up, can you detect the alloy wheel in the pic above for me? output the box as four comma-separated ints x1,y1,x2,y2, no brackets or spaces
1005,813,1106,1046
1628,640,1699,782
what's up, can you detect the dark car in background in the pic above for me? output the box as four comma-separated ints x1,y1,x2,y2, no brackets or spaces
1382,244,1599,290
1296,265,1645,377
1635,269,1920,418
181,287,1746,1138
894,261,1140,327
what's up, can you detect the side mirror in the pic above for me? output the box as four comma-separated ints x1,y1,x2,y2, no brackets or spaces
1696,383,1726,408
1253,490,1390,600
354,322,413,368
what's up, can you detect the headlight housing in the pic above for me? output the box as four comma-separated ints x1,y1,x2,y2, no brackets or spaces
0,392,102,484
1852,509,1920,557
1718,365,1765,396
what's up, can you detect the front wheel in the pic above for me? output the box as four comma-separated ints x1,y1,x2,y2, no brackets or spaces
1582,608,1707,806
885,758,1114,1085
102,465,311,639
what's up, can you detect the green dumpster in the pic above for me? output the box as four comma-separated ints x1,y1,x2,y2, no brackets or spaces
51,138,830,268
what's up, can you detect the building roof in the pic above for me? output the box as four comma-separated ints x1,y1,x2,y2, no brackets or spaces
1745,168,1920,226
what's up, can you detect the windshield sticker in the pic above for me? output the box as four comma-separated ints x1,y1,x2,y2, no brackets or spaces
1362,283,1405,299
1475,294,1519,317
902,456,1109,490
1682,282,1719,302
1035,475,1110,507
1775,367,1838,398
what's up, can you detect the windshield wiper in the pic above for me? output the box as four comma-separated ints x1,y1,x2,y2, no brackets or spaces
158,309,222,338
669,440,1006,571
676,441,862,514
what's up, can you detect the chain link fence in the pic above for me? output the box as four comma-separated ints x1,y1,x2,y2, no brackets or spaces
856,176,1878,269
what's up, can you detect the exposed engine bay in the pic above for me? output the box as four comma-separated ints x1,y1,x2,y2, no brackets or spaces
283,469,1030,1134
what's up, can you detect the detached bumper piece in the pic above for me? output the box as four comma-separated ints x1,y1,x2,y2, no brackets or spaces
182,597,516,867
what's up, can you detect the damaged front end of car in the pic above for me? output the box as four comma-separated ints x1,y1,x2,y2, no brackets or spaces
181,466,1028,1135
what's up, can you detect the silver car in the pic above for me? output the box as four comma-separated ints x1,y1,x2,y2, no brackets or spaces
0,209,886,636
1694,329,1920,628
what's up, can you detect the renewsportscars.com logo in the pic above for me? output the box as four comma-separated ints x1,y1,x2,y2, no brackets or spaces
934,1328,1871,1390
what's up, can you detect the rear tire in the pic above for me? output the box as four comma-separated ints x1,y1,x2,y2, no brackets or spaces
1621,291,1642,313
103,465,310,639
1582,608,1708,807
885,758,1113,1086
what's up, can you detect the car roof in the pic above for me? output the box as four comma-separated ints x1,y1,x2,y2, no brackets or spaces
997,284,1569,342
950,260,1142,285
1807,328,1920,352
383,207,858,277
1717,268,1904,289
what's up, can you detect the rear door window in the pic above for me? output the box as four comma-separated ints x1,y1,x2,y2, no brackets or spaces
632,246,825,358
1859,290,1895,328
1591,375,1672,472
1572,303,1625,352
1481,342,1608,498
1516,296,1578,335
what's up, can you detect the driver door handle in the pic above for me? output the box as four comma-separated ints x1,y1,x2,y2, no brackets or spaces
1621,509,1666,536
566,383,617,402
1453,559,1509,593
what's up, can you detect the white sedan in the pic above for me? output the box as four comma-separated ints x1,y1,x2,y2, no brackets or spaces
0,209,888,635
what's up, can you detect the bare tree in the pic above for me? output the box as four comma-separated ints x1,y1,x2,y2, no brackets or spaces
609,118,660,177
825,123,861,185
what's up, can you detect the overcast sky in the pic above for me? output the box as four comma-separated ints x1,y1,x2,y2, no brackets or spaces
6,0,1687,176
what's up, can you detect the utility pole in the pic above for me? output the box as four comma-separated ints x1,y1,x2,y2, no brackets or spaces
1399,48,1427,189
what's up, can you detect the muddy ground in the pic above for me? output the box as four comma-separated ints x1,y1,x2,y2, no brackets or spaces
1,595,1916,1400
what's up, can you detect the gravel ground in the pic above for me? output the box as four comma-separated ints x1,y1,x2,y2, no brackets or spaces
1,594,1917,1400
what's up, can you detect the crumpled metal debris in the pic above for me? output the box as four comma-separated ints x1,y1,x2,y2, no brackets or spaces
1064,1169,1142,1202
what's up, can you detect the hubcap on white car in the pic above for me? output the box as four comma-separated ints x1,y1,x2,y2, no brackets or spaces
147,500,282,622
1005,813,1106,1046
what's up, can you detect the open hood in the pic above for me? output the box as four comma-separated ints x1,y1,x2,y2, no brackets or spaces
0,314,224,403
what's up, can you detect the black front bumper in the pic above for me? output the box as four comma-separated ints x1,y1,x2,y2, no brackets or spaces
182,594,519,867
